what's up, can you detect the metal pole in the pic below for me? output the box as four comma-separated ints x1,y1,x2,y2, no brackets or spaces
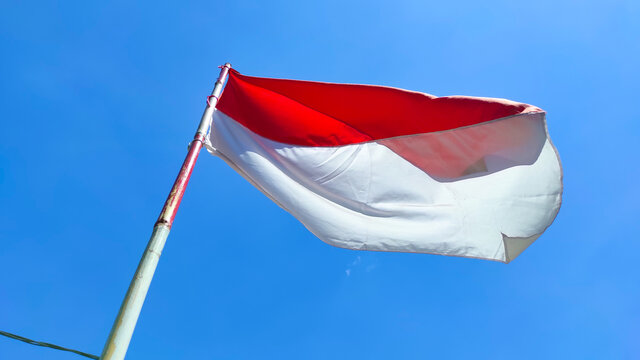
100,63,232,360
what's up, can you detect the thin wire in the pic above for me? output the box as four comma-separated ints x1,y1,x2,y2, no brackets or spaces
0,329,99,359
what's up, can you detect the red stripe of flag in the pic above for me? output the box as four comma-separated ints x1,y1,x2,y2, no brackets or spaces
217,69,542,147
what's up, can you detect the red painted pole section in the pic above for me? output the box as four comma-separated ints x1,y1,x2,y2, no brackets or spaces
156,133,205,228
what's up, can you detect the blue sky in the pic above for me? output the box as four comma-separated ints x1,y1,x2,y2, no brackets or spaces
1,1,639,359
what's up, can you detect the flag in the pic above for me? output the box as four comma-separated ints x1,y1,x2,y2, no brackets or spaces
207,69,562,262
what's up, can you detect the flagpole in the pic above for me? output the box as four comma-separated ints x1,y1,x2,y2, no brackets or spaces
100,63,232,360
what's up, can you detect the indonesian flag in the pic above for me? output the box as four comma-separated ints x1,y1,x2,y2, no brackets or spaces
207,70,563,263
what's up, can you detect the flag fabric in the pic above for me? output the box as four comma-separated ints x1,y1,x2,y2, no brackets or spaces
207,70,563,263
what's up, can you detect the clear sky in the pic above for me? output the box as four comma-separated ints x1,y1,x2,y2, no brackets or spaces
1,1,639,359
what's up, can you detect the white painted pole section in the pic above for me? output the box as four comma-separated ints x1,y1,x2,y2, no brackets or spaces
100,63,231,360
99,225,169,360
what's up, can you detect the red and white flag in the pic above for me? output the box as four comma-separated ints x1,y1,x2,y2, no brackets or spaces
207,70,562,262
